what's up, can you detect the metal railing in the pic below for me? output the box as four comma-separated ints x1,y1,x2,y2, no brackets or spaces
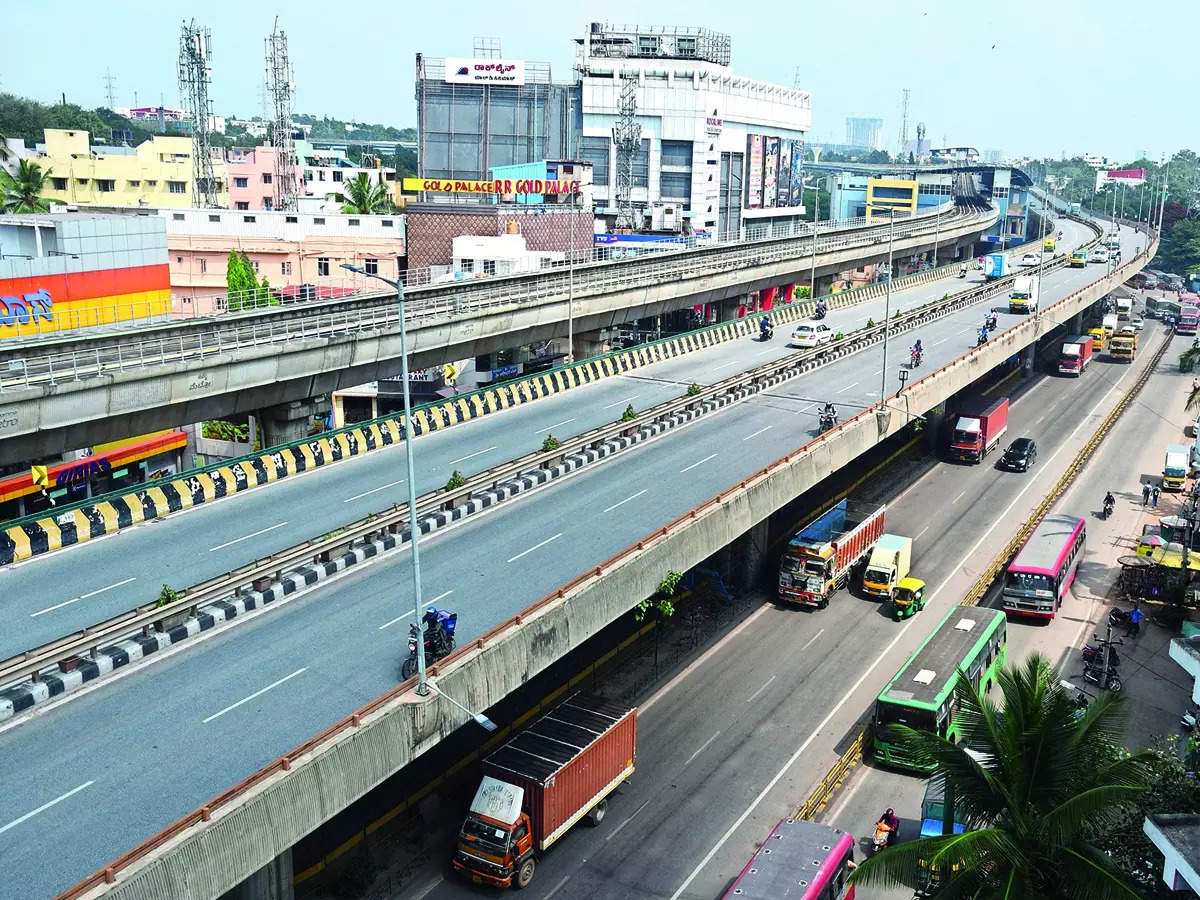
1,205,993,391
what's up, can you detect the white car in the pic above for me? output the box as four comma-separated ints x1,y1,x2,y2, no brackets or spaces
1090,247,1110,263
1020,252,1040,267
790,322,834,349
1130,315,1144,331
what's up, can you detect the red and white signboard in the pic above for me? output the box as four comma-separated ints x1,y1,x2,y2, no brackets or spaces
1106,167,1147,183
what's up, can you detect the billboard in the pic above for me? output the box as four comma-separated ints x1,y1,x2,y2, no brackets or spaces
789,139,805,207
1106,167,1147,183
763,137,780,208
445,58,525,85
777,140,792,210
747,135,763,209
403,177,580,195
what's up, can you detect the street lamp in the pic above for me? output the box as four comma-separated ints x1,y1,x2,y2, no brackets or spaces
880,208,896,405
341,261,431,696
428,679,498,732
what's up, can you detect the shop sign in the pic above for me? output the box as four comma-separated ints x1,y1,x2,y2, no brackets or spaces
0,288,53,327
705,116,723,136
445,58,525,85
56,456,112,487
403,177,581,195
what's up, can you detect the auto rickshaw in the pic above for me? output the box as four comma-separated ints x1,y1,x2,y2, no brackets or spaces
893,577,927,620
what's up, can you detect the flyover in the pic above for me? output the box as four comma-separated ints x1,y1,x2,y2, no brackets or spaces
0,203,995,461
5,216,1151,900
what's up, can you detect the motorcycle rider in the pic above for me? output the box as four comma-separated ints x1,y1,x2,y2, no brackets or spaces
978,325,989,345
958,263,968,277
985,311,998,331
876,808,900,847
1103,490,1116,517
423,608,451,657
759,314,773,339
814,300,827,319
911,339,923,364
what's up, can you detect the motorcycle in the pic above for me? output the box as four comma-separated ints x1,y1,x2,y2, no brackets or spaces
873,821,896,852
985,313,998,331
813,304,828,320
977,330,989,347
1082,663,1123,693
1102,497,1115,519
819,412,837,433
910,348,923,368
759,324,774,341
402,607,458,679
1060,680,1091,720
1108,607,1132,630
958,265,967,279
1081,642,1121,668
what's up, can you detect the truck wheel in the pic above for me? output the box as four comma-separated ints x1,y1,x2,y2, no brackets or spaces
515,857,536,889
587,799,608,826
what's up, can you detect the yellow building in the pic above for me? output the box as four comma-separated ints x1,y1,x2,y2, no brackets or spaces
38,129,229,209
866,176,918,221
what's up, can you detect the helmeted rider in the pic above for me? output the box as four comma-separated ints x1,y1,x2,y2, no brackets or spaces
760,314,772,336
822,401,837,423
877,808,900,846
1104,490,1115,510
978,325,989,342
912,339,923,358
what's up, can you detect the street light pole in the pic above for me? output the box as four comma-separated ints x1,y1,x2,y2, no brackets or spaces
880,209,895,405
810,180,819,300
340,262,430,696
567,194,576,364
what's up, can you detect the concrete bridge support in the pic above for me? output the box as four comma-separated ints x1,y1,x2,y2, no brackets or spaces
1020,344,1036,377
259,398,329,448
221,848,292,900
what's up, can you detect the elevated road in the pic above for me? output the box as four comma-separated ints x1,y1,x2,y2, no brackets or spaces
0,219,1140,899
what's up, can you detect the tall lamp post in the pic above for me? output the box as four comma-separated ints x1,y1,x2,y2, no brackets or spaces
880,208,896,405
341,262,430,696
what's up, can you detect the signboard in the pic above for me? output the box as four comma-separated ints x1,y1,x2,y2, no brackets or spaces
777,140,792,209
1106,167,1147,183
705,114,723,136
747,135,763,209
789,139,805,207
763,137,780,208
402,177,580,195
594,233,686,247
30,465,48,488
445,58,525,86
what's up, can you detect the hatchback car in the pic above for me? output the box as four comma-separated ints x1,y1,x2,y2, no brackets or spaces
1020,252,1040,267
1000,437,1038,472
790,322,834,349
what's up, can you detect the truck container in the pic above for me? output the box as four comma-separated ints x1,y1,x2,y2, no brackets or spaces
949,397,1009,464
983,253,1009,280
452,693,636,889
1058,335,1093,375
1102,313,1118,335
1115,296,1132,320
1009,275,1039,314
861,534,913,602
1164,444,1191,491
778,499,885,608
1109,329,1137,363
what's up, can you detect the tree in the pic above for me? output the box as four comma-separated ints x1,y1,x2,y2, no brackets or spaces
851,654,1152,899
0,158,52,213
335,172,393,214
0,128,10,162
225,250,276,311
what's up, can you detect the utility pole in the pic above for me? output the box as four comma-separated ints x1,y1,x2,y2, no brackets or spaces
102,68,117,110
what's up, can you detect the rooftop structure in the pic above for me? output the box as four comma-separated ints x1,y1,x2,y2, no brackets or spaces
581,22,731,66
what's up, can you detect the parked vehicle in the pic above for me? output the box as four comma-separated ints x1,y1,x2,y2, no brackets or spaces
1082,663,1123,693
402,608,458,679
789,321,834,349
1009,275,1039,314
948,397,1009,464
1164,444,1191,491
778,499,885,607
861,534,913,602
892,577,927,620
452,693,636,889
1082,642,1121,669
1000,437,1038,471
1058,335,1093,375
983,253,1010,280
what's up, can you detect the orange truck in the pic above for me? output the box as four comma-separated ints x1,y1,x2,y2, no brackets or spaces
453,693,636,889
778,500,886,607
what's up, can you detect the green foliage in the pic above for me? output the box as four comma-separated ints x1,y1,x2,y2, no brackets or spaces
156,584,180,608
834,332,845,340
225,250,276,311
687,383,701,396
0,91,160,146
621,404,637,422
942,292,949,301
866,317,876,328
335,172,394,214
634,570,682,621
541,434,560,452
658,570,683,596
794,285,812,299
894,309,902,318
1181,348,1200,375
201,420,249,442
0,159,52,213
445,470,467,490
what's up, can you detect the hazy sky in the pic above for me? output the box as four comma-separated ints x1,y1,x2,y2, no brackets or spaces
5,0,1195,162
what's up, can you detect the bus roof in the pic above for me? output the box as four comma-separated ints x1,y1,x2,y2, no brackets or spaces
721,818,855,899
879,606,1005,709
1008,514,1085,577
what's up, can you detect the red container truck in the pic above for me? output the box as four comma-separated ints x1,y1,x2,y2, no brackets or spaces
453,693,636,889
1058,335,1093,376
948,397,1009,463
778,499,886,607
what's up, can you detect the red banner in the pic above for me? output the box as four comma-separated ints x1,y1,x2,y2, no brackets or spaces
1106,168,1146,181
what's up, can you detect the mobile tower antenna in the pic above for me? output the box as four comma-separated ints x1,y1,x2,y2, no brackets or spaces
896,88,910,158
265,18,298,211
613,72,641,231
103,68,117,110
178,20,218,207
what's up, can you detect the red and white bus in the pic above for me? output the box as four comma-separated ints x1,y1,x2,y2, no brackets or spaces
1177,295,1200,335
722,818,855,900
1002,513,1086,619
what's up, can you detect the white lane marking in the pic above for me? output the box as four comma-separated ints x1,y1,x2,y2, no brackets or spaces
1033,414,1048,426
30,577,136,617
344,478,405,503
713,361,740,371
202,668,307,724
606,799,653,842
756,347,777,356
409,875,444,900
208,521,288,552
0,781,95,836
915,524,931,541
448,446,497,466
379,590,453,629
797,403,817,415
542,875,572,899
603,395,639,410
604,489,648,513
743,426,773,441
680,453,718,473
507,533,562,563
746,675,777,703
799,628,825,653
932,337,950,346
836,381,859,393
684,731,722,767
535,418,576,434
951,489,966,505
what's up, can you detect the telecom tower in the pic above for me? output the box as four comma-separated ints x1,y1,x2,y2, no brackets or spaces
178,20,218,208
612,73,641,231
265,18,298,211
897,88,910,157
103,69,117,110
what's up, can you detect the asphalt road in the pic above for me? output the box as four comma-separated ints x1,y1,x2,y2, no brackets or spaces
0,219,1134,899
0,220,1100,657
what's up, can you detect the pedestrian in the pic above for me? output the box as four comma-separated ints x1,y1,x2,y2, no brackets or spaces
1153,486,1161,507
1126,606,1144,638
1143,483,1152,506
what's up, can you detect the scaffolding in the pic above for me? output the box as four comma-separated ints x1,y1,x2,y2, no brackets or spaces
585,23,731,66
177,20,218,208
265,18,298,211
612,73,641,230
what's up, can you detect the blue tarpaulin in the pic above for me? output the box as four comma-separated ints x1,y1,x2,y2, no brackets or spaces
793,499,847,546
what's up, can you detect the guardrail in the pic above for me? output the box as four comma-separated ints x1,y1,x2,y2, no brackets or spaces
55,211,1125,900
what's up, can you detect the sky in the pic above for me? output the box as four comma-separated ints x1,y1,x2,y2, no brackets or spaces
4,0,1197,162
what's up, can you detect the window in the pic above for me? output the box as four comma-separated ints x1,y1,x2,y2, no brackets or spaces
483,260,496,275
262,173,272,184
208,214,221,222
313,217,325,225
333,170,343,182
146,180,157,187
127,180,140,188
365,258,378,275
633,139,650,188
251,260,260,273
77,178,89,185
281,261,293,276
285,215,298,223
303,170,313,182
660,172,692,203
176,256,183,264
460,259,474,273
51,178,67,190
581,136,611,185
199,258,207,274
235,201,249,210
317,257,330,276
244,215,257,223
318,171,326,181
263,197,273,208
382,219,393,227
234,177,248,188
168,181,186,194
172,213,184,221
348,218,360,226
661,140,694,168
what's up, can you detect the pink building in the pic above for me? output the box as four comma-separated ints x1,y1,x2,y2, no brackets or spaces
225,147,281,211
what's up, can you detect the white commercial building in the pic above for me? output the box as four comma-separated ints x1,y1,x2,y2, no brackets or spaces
576,23,812,242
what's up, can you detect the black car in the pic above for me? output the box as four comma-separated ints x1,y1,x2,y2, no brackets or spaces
1000,437,1037,471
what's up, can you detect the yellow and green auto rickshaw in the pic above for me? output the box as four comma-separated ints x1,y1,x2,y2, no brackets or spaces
893,577,927,620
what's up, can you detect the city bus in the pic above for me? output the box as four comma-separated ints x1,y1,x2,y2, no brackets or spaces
1178,303,1200,335
873,607,1007,772
722,818,855,899
1001,514,1087,619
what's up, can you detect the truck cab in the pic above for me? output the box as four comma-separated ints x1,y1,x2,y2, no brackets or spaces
862,534,912,601
1069,249,1088,267
1088,327,1106,351
456,785,536,889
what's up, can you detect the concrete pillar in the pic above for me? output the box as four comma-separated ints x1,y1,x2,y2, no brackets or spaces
1068,311,1084,334
760,286,778,311
781,283,796,305
221,847,293,900
573,328,609,360
728,519,771,595
259,398,329,449
1020,344,1036,377
922,403,945,452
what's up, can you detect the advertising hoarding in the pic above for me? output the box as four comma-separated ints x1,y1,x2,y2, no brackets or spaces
444,58,525,85
1106,167,1147,183
777,140,792,210
789,139,805,207
747,135,763,209
403,177,580,195
763,137,780,208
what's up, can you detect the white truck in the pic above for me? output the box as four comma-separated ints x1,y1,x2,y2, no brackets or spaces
1115,296,1132,321
1102,313,1118,335
860,534,913,602
1009,275,1039,314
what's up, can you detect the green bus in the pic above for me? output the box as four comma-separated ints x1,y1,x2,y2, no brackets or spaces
873,606,1008,772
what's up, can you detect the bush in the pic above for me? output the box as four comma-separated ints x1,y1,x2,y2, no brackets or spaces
634,570,683,621
866,317,876,328
795,285,812,299
687,382,701,396
894,309,902,318
445,470,466,490
156,584,180,608
542,434,560,452
201,420,249,442
834,332,845,340
621,404,637,422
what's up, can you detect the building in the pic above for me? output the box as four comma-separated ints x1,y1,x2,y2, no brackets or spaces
828,171,954,220
488,159,594,207
452,233,563,277
1144,813,1200,895
845,117,884,151
36,129,228,209
404,203,591,272
224,142,397,212
575,23,812,241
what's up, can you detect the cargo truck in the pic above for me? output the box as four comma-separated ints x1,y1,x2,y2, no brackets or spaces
1009,275,1039,314
1115,296,1132,321
1087,327,1106,351
983,253,1010,280
452,693,636,889
1164,444,1191,491
778,499,885,608
949,397,1009,463
1069,249,1088,268
1058,335,1093,375
1109,329,1136,363
861,534,913,602
1102,313,1118,335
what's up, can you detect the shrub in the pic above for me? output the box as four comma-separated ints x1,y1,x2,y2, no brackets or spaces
445,470,466,490
621,404,637,422
156,584,180,608
834,332,845,340
687,383,701,396
866,317,876,328
542,434,560,452
795,285,812,299
634,570,683,621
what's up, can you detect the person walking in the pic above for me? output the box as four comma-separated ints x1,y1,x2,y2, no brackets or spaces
1126,605,1144,638
1143,483,1152,506
1152,486,1161,508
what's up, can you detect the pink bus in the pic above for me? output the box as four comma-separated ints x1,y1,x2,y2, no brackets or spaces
1002,513,1086,619
722,818,856,899
1178,294,1200,335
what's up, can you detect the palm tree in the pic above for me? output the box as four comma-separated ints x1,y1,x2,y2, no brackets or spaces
335,172,392,214
0,159,53,213
0,128,11,163
851,654,1151,899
